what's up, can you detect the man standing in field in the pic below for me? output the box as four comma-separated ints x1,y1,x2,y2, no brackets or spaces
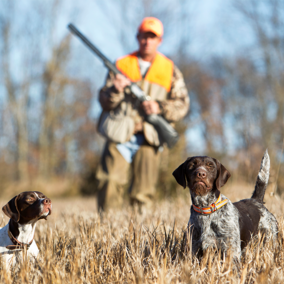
96,17,189,211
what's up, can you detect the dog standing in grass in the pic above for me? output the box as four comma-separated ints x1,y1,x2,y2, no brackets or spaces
172,150,278,259
0,191,52,268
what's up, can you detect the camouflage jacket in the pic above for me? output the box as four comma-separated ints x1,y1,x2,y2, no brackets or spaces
99,64,189,146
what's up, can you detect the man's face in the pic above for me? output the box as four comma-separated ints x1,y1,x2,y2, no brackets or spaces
137,32,162,58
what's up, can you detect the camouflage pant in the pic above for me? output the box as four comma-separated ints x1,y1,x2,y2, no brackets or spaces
95,141,160,211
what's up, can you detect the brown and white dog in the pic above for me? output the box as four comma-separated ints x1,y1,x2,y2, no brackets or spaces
0,191,52,267
172,150,278,260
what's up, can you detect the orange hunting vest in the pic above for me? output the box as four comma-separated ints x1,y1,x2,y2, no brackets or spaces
116,52,173,92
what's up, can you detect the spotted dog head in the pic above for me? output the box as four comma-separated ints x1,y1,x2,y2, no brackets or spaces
172,156,231,196
2,191,52,224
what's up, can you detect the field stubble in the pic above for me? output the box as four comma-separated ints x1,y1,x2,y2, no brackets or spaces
0,182,283,283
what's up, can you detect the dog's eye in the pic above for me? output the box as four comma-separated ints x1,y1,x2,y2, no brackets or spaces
26,198,34,203
207,163,213,168
188,162,197,169
188,163,194,169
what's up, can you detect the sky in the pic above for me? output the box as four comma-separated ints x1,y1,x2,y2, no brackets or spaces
63,1,253,97
68,0,250,59
1,0,257,91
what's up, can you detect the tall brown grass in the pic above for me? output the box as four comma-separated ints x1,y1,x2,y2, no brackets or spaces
0,183,283,283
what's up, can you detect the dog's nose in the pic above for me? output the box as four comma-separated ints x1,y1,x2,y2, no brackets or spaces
197,171,206,179
43,198,51,205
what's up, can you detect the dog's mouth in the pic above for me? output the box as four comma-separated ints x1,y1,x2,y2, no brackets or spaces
193,180,210,189
38,206,52,220
190,180,212,196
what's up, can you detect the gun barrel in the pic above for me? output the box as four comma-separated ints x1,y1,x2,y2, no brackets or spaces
68,24,120,75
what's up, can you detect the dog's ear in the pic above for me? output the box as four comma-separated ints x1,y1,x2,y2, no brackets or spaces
213,159,231,189
172,160,189,189
2,195,21,222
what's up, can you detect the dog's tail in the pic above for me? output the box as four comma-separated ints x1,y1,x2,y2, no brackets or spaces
251,149,270,203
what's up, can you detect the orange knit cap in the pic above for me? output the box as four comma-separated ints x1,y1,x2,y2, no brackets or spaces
138,17,163,37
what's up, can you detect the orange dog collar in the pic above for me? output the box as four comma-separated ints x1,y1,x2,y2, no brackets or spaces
192,194,228,215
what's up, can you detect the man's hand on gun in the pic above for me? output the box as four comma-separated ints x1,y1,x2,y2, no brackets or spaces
113,74,131,92
113,74,160,115
141,101,160,115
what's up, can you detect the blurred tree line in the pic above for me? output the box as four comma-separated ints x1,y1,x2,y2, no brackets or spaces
0,0,284,197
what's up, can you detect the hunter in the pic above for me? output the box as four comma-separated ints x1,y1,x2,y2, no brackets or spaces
96,17,189,211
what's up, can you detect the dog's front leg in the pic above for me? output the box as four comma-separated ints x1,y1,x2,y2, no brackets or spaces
187,223,203,258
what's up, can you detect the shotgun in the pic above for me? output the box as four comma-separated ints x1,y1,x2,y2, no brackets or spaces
68,23,179,148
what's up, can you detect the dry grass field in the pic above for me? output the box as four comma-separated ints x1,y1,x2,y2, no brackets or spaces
0,181,284,283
